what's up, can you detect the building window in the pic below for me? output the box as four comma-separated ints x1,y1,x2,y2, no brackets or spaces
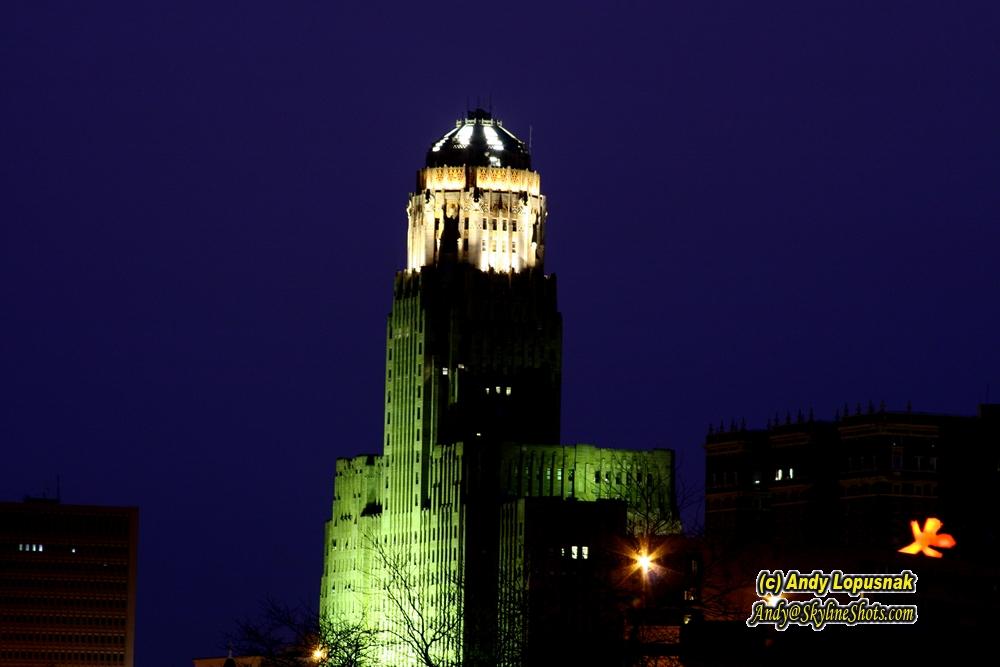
512,221,517,232
775,469,783,481
582,546,589,559
502,220,507,231
492,219,497,230
464,218,469,230
788,467,794,480
571,546,578,559
594,471,601,484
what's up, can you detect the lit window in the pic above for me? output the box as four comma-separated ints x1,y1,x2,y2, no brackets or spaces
486,387,491,395
775,469,783,481
582,546,589,560
505,386,511,396
456,124,473,146
788,467,794,479
483,125,504,151
442,368,448,376
571,546,578,559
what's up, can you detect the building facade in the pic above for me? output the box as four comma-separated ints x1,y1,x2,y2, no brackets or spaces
320,110,678,666
0,499,138,667
700,402,1000,651
705,402,1000,557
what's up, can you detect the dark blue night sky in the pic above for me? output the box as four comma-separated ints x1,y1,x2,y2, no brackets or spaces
2,2,999,665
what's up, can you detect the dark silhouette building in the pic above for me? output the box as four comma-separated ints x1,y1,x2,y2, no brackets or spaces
705,402,1000,558
0,499,138,667
698,402,1000,661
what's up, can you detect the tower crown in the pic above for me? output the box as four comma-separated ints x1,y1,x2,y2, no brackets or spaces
426,108,531,170
408,111,546,274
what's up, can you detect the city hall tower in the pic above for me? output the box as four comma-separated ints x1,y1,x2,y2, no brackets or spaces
320,110,676,666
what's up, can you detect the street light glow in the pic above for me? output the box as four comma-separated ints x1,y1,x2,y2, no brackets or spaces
636,552,652,574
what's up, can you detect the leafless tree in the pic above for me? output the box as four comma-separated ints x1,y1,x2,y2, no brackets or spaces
230,598,378,667
492,562,528,667
366,535,464,667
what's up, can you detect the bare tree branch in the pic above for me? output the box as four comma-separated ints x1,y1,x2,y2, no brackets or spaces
229,597,377,667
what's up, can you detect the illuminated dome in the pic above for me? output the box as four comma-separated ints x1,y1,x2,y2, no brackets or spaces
426,109,531,169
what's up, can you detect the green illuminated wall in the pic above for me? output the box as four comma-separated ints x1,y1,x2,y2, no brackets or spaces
320,120,679,666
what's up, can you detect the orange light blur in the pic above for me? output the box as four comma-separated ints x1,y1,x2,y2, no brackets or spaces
898,517,956,558
636,553,652,574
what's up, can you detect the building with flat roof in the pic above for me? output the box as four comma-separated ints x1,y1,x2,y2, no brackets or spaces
0,499,138,667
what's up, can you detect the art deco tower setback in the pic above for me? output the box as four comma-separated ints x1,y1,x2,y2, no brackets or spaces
321,111,677,666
